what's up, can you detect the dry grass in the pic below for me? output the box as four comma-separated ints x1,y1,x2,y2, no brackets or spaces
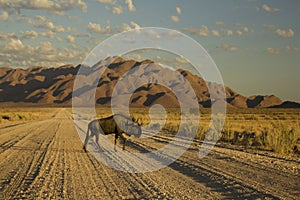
3,107,299,154
0,107,59,124
122,108,300,154
260,122,300,153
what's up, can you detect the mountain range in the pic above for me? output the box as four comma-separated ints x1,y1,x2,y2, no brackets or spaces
0,56,299,108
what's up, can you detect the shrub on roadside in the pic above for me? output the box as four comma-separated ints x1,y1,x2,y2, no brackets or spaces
261,122,300,154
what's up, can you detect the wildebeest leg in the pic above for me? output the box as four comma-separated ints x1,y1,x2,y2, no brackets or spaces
95,133,100,150
83,127,90,152
114,134,118,152
122,138,126,150
120,133,127,151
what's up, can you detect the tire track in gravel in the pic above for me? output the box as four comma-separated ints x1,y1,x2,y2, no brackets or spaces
85,152,173,200
0,120,49,154
0,122,30,132
114,142,220,200
136,132,299,199
77,121,222,199
62,118,116,200
0,109,70,199
0,119,56,170
76,121,174,199
152,132,300,172
21,120,63,199
195,149,299,199
0,120,59,199
11,121,59,199
134,140,276,199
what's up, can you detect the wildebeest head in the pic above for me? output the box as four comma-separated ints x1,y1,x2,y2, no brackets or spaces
114,114,142,138
126,120,142,138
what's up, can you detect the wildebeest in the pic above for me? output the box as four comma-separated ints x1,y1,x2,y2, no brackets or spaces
83,114,142,152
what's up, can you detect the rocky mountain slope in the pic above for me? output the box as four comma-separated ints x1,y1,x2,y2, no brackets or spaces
0,57,299,108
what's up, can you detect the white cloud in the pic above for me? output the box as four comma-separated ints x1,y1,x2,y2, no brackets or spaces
263,24,276,29
125,0,135,12
71,0,88,12
285,46,299,53
221,28,250,36
0,39,84,67
243,27,249,33
222,29,233,36
38,41,55,53
262,4,280,13
40,31,55,38
19,30,55,40
97,0,115,3
5,38,26,51
198,26,209,36
67,35,75,43
130,21,141,29
0,0,65,11
0,11,8,20
184,26,209,36
123,53,142,61
215,21,224,26
236,30,243,36
87,22,102,33
71,44,77,49
99,0,134,14
164,29,181,38
20,30,38,40
211,30,220,37
267,46,299,55
55,25,65,32
85,22,111,33
266,48,280,55
0,32,17,41
275,28,294,38
186,26,250,37
106,5,123,14
88,38,102,45
218,44,238,52
120,21,141,31
0,0,87,14
176,7,181,15
121,23,131,32
56,36,63,42
29,15,65,32
227,30,233,36
145,29,161,39
170,16,179,22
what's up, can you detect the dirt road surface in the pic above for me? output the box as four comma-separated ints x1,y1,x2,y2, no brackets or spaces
0,109,299,199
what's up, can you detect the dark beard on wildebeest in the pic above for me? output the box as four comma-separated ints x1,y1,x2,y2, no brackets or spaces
83,114,142,152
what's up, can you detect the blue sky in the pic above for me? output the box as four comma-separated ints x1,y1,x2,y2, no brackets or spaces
0,0,299,102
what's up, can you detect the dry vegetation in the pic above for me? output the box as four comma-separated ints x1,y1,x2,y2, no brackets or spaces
111,108,300,155
218,109,300,154
0,107,60,124
3,107,300,154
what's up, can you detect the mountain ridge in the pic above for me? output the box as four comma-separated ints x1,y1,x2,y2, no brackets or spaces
0,57,299,108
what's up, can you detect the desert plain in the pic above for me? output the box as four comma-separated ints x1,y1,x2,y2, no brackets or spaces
0,107,299,199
